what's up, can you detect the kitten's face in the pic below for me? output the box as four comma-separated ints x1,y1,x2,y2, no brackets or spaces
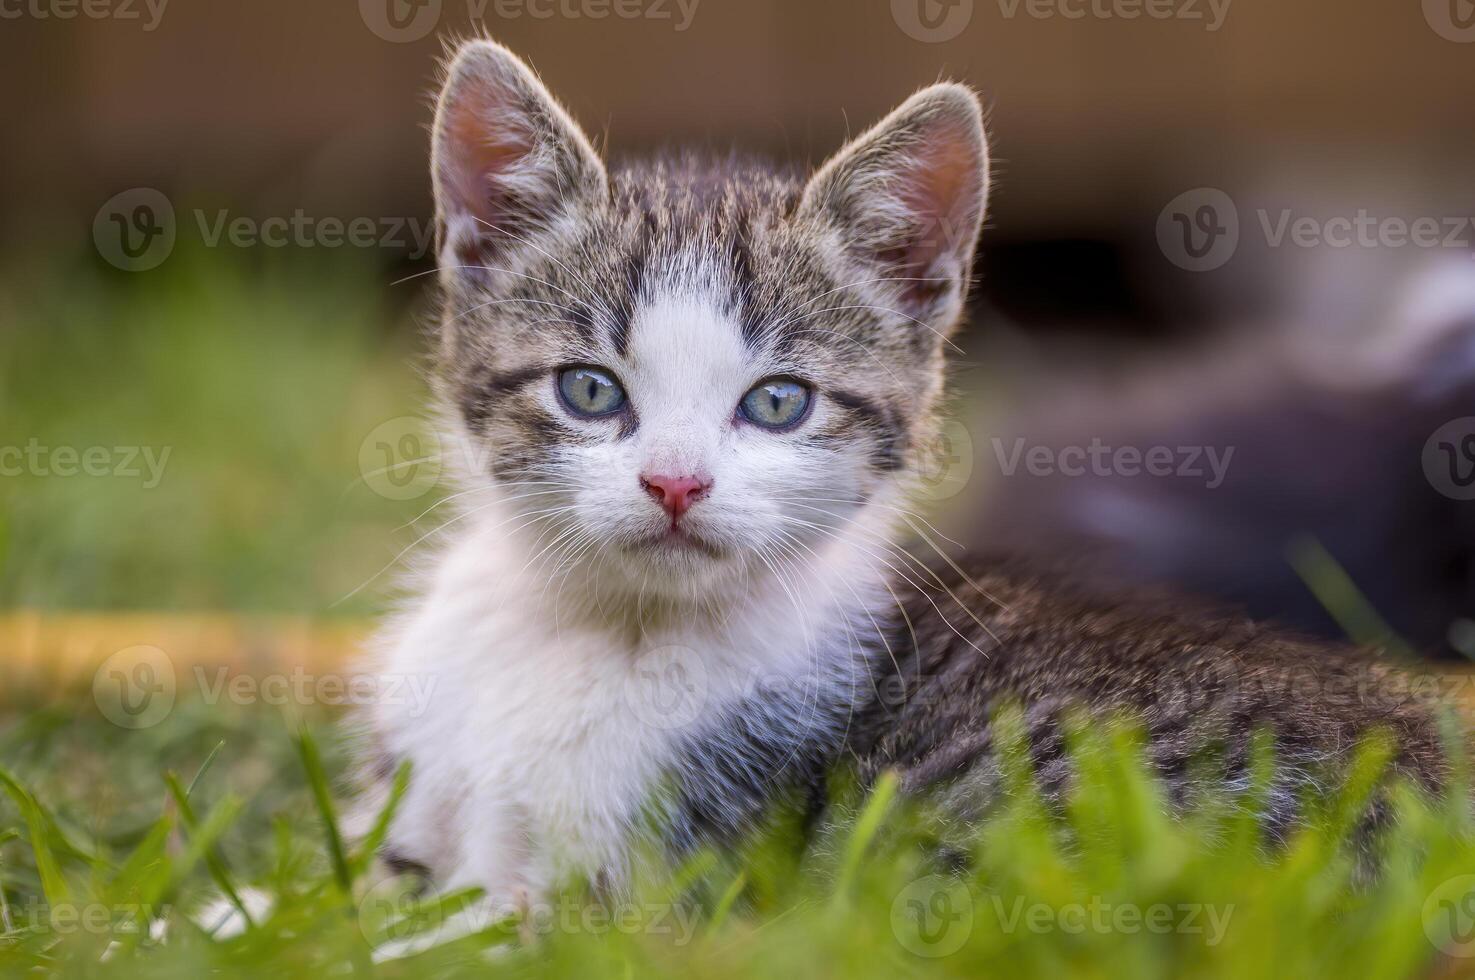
430,42,988,599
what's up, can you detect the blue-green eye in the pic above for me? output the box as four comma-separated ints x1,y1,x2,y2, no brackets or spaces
558,366,626,417
739,378,812,430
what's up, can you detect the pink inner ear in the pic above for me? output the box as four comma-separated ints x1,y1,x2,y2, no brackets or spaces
438,86,538,236
893,118,986,287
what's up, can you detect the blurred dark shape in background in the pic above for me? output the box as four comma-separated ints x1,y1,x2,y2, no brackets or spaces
964,262,1475,658
2,0,1473,650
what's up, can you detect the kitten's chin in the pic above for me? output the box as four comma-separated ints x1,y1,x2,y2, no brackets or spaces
627,525,726,561
607,527,745,599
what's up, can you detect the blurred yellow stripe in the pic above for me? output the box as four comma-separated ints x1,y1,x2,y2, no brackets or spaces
0,611,368,686
5,611,1475,722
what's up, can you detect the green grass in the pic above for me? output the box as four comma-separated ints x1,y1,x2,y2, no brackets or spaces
0,691,1472,977
0,247,433,614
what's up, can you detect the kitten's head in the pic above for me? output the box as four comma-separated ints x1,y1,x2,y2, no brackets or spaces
430,40,988,600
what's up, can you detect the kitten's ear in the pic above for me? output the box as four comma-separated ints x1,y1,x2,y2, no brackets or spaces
799,84,989,323
431,40,607,279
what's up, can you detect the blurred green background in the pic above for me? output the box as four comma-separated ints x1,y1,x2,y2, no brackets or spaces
0,246,428,615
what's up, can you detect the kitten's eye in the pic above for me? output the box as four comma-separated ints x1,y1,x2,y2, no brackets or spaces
739,378,812,430
558,366,627,418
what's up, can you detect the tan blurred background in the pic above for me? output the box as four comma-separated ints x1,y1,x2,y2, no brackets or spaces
4,0,1474,330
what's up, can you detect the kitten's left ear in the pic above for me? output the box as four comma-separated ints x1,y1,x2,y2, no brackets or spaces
431,40,607,280
799,84,989,324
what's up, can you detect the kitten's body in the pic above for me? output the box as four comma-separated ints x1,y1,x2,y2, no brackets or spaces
356,39,1460,906
854,557,1451,838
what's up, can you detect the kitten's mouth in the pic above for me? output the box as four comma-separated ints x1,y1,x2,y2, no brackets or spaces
630,525,724,560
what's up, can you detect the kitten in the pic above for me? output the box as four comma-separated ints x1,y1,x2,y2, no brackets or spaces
354,38,1459,905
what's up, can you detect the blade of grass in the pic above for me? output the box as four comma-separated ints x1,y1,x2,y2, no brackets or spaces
295,728,352,895
0,827,16,933
1286,535,1411,658
164,771,254,931
154,794,244,914
705,871,747,936
185,741,226,800
0,769,69,904
835,771,898,897
106,793,244,959
363,884,490,948
109,815,174,900
658,849,719,907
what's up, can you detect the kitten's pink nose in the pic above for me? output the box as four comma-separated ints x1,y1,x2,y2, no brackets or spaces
640,473,712,521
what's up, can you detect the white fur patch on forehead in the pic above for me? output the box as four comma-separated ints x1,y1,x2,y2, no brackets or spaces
622,287,751,419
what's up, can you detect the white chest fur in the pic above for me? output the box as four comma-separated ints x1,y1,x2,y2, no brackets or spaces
361,507,888,902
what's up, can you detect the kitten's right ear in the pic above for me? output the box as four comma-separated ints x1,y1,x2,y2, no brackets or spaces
431,40,607,280
799,84,989,326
